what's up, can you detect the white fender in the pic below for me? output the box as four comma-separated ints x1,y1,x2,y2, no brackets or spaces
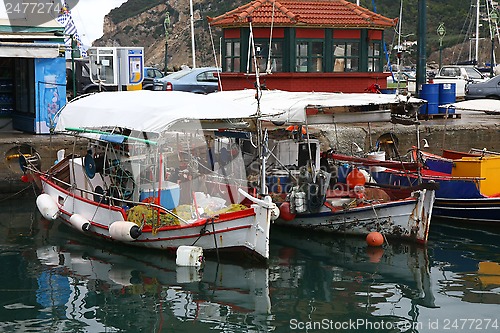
36,193,60,221
270,204,280,220
69,214,91,233
109,221,142,242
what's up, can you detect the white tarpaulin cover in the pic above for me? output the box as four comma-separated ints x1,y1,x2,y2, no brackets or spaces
55,90,259,134
55,89,421,134
440,99,500,113
216,90,421,124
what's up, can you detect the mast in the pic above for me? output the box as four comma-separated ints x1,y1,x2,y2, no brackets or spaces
476,0,480,64
397,0,403,92
189,0,196,68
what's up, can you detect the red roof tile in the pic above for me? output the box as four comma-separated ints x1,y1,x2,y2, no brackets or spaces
208,0,396,28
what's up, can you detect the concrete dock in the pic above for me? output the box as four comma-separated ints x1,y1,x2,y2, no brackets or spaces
2,109,500,199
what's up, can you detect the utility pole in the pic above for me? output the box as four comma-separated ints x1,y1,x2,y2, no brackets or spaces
490,10,498,77
416,0,427,97
164,13,170,72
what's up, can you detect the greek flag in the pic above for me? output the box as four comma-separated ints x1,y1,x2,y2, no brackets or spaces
56,1,87,57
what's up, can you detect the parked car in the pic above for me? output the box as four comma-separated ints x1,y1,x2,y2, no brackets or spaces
143,67,164,90
157,67,221,93
465,75,500,100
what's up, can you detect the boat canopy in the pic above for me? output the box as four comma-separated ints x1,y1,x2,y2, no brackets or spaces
55,90,423,134
215,90,423,124
55,90,259,134
440,99,500,114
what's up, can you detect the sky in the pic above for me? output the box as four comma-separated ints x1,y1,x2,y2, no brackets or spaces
70,0,128,45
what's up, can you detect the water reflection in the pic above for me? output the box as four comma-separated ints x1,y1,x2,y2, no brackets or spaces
1,199,499,332
430,223,500,306
269,226,436,332
0,199,272,332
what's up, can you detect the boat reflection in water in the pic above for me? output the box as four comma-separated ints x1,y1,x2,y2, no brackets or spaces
269,226,437,331
34,223,272,332
430,222,500,306
1,199,499,332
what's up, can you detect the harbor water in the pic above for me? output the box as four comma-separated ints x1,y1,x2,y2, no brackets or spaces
0,196,499,333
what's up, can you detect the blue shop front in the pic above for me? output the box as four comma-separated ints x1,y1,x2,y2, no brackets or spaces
1,21,66,134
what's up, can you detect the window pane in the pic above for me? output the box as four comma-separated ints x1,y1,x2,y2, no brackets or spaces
233,58,240,71
347,43,359,57
334,44,345,57
346,58,359,71
296,42,308,57
312,42,323,56
296,58,308,72
234,42,240,56
312,57,322,72
226,42,232,56
225,58,233,72
272,41,282,56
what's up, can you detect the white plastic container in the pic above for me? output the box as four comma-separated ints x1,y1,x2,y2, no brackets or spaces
176,245,204,267
367,151,386,173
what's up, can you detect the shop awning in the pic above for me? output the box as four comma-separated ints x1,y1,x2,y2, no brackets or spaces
0,42,60,58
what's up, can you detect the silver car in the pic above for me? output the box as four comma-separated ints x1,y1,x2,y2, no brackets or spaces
158,67,221,94
465,75,500,100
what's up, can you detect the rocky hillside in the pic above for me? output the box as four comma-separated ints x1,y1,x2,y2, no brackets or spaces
93,0,493,71
94,0,242,71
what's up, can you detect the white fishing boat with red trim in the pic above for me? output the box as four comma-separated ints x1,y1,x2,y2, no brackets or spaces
25,90,278,264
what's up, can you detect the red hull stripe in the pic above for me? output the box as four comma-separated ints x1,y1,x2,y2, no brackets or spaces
42,176,127,218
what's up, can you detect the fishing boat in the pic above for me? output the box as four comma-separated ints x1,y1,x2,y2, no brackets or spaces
24,90,279,263
216,89,436,243
381,147,500,224
367,99,500,224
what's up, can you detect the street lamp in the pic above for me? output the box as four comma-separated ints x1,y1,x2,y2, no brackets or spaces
490,10,498,77
54,31,78,99
164,13,170,72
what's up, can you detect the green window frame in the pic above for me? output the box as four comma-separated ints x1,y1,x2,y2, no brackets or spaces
368,41,382,72
252,39,284,73
295,40,324,72
224,40,241,72
332,41,360,72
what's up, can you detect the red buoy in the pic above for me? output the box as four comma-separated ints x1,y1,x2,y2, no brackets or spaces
279,202,296,221
346,168,366,188
366,231,384,247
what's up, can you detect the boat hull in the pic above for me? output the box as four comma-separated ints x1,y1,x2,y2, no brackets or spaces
434,197,500,224
274,189,435,244
40,176,272,263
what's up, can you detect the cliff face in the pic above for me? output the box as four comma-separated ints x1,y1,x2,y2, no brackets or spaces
92,0,491,71
94,1,241,71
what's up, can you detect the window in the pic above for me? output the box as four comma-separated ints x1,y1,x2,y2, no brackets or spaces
197,70,219,83
368,42,382,72
333,42,359,72
252,40,283,73
224,40,240,72
295,41,323,72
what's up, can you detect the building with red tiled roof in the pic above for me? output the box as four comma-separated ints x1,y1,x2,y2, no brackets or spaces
208,0,396,93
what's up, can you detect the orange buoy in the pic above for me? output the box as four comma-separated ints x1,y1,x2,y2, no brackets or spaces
346,168,366,189
366,231,384,247
279,202,296,221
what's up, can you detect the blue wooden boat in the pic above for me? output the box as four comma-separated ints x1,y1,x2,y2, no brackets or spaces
367,148,500,224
